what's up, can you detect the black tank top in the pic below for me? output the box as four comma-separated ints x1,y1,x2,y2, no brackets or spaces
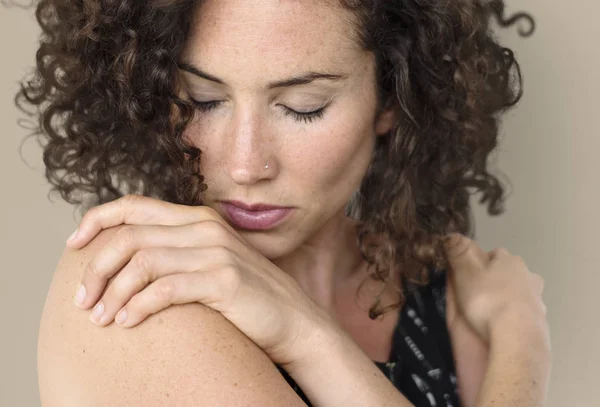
277,268,461,407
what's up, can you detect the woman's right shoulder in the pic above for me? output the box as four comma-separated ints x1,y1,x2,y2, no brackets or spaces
38,225,304,407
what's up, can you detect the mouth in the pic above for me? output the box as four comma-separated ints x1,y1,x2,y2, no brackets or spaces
219,201,294,231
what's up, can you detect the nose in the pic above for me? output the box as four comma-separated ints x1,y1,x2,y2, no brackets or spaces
224,106,273,185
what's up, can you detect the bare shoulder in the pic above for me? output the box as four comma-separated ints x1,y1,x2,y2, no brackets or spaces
38,225,304,407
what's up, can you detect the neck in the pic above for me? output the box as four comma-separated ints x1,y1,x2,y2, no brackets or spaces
273,210,366,310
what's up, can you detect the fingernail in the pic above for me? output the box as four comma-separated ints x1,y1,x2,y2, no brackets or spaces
90,301,104,324
115,309,128,325
74,284,87,307
67,228,79,244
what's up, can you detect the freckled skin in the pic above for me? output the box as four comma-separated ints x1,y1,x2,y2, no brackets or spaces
179,0,396,300
176,5,500,404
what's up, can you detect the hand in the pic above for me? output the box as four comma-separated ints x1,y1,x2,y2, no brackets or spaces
443,233,549,345
68,194,331,366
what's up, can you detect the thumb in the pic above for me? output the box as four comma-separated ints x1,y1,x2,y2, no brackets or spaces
443,233,489,273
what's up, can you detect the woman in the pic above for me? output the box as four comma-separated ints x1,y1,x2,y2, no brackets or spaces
22,0,550,406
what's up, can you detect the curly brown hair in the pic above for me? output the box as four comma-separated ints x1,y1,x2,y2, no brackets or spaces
14,0,535,318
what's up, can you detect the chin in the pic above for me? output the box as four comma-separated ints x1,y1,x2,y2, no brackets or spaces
237,230,298,261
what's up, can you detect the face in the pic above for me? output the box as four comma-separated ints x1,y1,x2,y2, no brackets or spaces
179,0,396,260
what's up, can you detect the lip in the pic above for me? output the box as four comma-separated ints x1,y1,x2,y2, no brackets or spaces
220,200,290,211
219,201,294,231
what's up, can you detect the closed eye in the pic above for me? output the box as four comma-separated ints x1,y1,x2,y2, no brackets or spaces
188,98,328,124
190,100,223,112
279,105,327,124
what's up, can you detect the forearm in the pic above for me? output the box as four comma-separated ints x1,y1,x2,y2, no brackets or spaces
476,311,552,407
283,325,414,407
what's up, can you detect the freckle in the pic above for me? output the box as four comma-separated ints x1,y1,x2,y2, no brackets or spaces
82,349,86,354
234,382,238,386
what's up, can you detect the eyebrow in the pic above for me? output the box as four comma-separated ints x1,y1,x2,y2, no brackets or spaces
178,62,349,89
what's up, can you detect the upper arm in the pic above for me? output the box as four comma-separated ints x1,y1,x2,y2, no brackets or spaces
37,226,305,407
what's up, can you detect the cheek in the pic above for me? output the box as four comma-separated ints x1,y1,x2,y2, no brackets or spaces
181,106,377,194
288,113,376,187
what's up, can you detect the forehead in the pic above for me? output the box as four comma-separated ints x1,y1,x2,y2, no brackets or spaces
182,0,365,79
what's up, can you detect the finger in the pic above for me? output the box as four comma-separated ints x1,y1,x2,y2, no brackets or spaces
68,195,192,248
114,269,226,328
88,246,236,326
67,194,237,248
488,247,511,262
76,221,238,310
533,274,545,296
443,233,489,273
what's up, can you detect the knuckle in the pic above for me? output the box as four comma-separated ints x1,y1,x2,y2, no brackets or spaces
121,194,143,205
214,246,237,264
203,219,225,233
534,298,547,316
514,256,528,278
120,194,145,218
110,277,132,299
513,255,527,269
489,247,516,265
218,265,242,290
85,260,104,279
80,204,101,226
468,242,486,261
533,273,545,290
191,221,207,234
131,250,153,278
199,205,219,218
444,233,467,253
155,279,175,302
494,247,510,256
115,225,136,247
82,205,97,221
202,220,229,240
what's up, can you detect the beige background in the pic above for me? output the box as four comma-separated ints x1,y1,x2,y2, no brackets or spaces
1,0,598,405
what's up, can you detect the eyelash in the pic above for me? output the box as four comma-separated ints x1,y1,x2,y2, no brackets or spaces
189,99,327,124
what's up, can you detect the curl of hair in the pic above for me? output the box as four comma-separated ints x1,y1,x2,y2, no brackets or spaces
14,0,534,319
16,0,201,209
339,0,534,318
